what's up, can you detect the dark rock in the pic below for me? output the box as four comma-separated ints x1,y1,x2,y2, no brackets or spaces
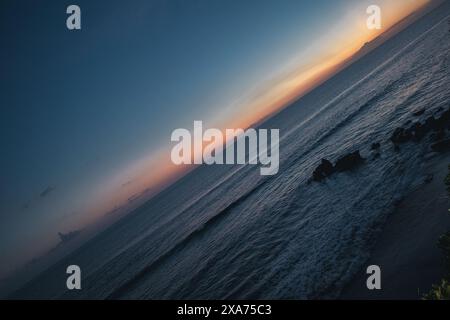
431,129,446,142
434,110,450,131
424,174,434,184
409,122,427,141
371,142,381,150
334,151,365,172
394,144,400,152
431,139,450,153
413,109,425,116
424,116,436,131
390,127,412,144
312,159,334,182
393,195,403,207
389,108,450,146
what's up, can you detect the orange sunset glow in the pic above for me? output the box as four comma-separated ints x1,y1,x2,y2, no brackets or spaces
88,0,432,226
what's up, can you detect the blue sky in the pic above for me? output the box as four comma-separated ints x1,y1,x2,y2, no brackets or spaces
0,0,430,276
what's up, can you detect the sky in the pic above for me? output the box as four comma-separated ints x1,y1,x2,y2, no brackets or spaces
0,0,431,277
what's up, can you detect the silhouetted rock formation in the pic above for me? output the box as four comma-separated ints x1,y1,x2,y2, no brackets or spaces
390,127,412,144
334,151,365,172
311,151,365,182
371,142,381,150
312,159,334,182
431,139,450,153
431,129,446,142
311,107,450,184
390,107,450,146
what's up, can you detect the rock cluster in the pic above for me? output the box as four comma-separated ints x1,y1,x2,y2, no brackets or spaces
312,151,364,182
390,108,450,145
311,106,450,183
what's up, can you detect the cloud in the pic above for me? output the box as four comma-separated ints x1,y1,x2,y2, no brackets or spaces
40,186,55,198
127,193,142,203
121,180,133,188
21,201,31,210
19,186,56,211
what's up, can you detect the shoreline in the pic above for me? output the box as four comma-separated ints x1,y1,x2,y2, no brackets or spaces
340,152,450,299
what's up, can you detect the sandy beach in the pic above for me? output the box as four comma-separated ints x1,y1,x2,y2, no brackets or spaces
341,152,450,299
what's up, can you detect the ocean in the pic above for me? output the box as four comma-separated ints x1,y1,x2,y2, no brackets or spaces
11,2,450,299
